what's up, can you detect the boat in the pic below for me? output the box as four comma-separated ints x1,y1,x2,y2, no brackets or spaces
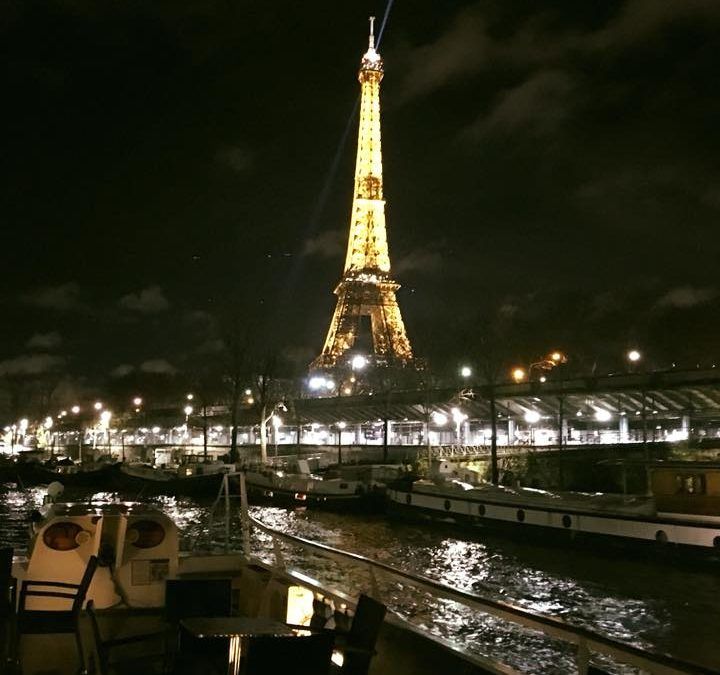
386,459,720,559
3,455,121,490
241,459,393,511
6,476,716,674
115,457,235,496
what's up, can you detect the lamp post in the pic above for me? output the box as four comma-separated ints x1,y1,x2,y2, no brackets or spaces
336,421,346,465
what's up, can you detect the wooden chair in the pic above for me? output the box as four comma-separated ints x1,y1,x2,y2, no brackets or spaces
1,547,17,669
16,554,98,672
334,594,386,675
85,599,170,675
287,594,386,675
241,631,335,675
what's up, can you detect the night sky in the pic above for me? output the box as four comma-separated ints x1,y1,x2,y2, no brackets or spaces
2,0,720,407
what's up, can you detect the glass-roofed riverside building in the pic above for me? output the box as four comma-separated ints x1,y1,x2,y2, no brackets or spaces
16,368,720,468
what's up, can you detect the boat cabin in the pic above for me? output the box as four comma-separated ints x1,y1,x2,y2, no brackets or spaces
649,461,720,516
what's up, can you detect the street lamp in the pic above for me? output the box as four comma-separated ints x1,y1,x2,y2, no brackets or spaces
511,367,527,383
272,414,282,457
337,421,347,465
93,401,103,411
71,405,80,414
627,349,641,363
460,366,472,379
351,355,367,371
451,407,467,443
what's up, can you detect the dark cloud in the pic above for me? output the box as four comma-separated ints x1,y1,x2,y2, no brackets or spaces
656,286,719,310
26,331,62,350
119,286,170,314
301,230,345,259
23,283,83,312
110,364,135,378
395,248,443,275
462,70,575,140
139,359,177,375
0,354,65,376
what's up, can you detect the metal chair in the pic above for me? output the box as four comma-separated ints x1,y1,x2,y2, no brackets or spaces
333,594,386,675
1,547,17,669
16,554,98,672
85,599,170,675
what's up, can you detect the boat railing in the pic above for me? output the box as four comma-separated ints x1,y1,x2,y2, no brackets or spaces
204,471,714,674
248,512,714,675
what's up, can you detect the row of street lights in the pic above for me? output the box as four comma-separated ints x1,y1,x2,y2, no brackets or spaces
459,349,643,384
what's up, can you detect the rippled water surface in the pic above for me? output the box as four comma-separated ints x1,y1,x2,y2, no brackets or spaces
2,483,718,674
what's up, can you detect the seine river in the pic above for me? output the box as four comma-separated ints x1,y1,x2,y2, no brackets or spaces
2,484,718,674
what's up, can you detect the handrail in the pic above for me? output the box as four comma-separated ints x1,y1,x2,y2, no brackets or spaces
250,514,715,675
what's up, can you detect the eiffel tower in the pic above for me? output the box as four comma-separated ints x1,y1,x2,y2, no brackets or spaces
312,18,414,372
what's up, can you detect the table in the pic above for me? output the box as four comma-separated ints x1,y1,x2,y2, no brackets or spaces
180,617,297,675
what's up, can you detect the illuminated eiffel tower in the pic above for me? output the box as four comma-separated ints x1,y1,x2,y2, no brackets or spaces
312,18,414,372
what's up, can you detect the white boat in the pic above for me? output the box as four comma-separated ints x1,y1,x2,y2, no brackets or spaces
387,460,720,558
243,460,390,511
7,475,716,674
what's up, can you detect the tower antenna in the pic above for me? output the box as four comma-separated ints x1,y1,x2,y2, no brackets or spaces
369,16,375,49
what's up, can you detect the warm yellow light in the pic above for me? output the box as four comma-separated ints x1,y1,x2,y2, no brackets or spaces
550,351,563,363
71,405,80,414
512,367,526,382
93,401,103,411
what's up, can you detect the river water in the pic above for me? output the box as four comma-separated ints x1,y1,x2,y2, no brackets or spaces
1,483,718,674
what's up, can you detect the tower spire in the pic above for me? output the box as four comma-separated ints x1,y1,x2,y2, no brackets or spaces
311,22,414,372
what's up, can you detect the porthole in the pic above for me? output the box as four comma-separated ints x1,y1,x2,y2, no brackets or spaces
405,493,412,505
516,509,525,523
562,515,571,528
444,499,451,511
477,504,486,516
43,522,83,551
655,530,668,544
126,520,166,549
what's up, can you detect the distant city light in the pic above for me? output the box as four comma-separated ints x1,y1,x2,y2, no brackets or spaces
244,389,252,396
71,405,80,414
539,376,547,383
431,411,448,426
309,377,325,390
44,416,53,429
152,426,160,434
594,409,612,422
93,401,103,411
184,405,193,416
133,397,142,406
460,366,472,378
627,350,641,363
512,368,526,383
351,355,368,370
186,393,194,401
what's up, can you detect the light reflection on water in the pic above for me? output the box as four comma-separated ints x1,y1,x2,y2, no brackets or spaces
2,484,718,673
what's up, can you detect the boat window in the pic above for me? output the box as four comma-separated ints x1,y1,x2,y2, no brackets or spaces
43,522,84,551
674,474,706,495
127,520,166,549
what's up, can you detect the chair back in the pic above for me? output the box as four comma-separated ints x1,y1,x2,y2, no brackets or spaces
85,600,109,675
242,632,334,675
343,594,386,675
165,578,232,623
0,547,13,617
19,554,98,622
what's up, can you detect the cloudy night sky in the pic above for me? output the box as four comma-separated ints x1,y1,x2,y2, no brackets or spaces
2,0,720,406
